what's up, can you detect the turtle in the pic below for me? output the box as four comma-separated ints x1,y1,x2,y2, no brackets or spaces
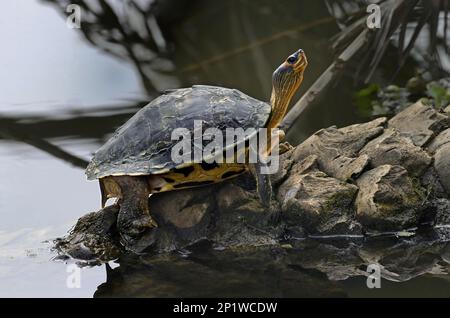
86,49,308,251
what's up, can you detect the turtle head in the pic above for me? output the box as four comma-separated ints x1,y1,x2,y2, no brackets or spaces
281,49,308,73
272,49,307,90
268,49,307,128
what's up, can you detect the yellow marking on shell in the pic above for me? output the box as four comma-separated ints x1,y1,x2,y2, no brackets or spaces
99,143,253,200
152,162,247,193
100,163,248,202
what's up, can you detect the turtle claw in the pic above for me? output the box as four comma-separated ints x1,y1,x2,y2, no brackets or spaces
119,215,158,253
279,142,294,154
117,206,159,253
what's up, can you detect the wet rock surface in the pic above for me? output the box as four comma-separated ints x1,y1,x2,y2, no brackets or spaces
56,99,450,262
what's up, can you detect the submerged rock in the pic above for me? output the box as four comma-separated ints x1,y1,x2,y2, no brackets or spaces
56,99,450,261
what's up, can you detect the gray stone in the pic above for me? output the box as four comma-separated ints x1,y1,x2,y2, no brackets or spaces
355,165,426,231
421,166,447,198
427,128,450,154
270,149,296,187
388,99,450,147
360,128,432,175
434,144,450,194
445,104,450,115
291,117,386,180
151,187,215,229
434,199,450,225
279,170,358,234
212,182,281,248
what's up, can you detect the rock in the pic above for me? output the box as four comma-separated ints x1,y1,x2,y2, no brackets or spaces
276,154,319,194
421,128,450,198
434,144,450,194
270,149,296,187
54,205,122,261
359,128,432,175
427,127,450,195
56,99,450,261
406,77,427,95
278,169,358,235
421,166,447,198
388,99,450,147
212,182,280,248
150,187,215,230
355,165,426,231
445,104,450,115
216,183,257,211
434,199,450,225
142,186,217,251
291,117,386,180
427,128,450,154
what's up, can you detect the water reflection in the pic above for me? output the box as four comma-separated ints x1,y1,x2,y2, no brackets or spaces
0,101,147,168
94,242,348,298
92,229,450,297
43,0,182,94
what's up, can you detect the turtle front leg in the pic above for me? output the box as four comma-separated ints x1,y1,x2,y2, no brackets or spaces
114,176,158,252
248,161,282,224
248,161,272,208
247,129,290,222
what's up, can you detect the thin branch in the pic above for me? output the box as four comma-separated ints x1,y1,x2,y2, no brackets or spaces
0,117,88,169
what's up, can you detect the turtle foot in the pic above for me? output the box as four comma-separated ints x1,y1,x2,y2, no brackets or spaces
131,215,158,230
118,214,158,234
279,142,294,154
118,214,159,253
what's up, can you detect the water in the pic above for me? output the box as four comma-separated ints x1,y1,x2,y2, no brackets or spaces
1,0,449,297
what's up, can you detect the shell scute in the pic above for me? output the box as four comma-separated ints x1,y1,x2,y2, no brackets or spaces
86,86,271,180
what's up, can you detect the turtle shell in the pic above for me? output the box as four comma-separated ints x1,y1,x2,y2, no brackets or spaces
86,85,272,180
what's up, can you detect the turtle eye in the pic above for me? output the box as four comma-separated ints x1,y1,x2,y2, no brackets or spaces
287,56,297,64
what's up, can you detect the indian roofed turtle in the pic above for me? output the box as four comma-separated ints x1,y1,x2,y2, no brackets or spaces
86,49,308,251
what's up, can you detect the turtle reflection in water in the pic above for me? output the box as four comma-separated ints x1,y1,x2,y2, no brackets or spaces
86,49,308,251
